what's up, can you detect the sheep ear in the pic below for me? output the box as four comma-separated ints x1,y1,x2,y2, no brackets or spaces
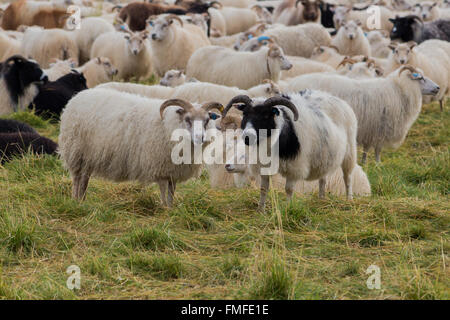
407,41,417,49
356,19,362,26
389,18,395,23
95,57,101,64
388,42,397,51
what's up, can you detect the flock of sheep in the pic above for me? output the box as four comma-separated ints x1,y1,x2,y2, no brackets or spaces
0,0,448,210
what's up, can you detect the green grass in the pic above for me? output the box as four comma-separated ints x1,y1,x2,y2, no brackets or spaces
0,100,448,300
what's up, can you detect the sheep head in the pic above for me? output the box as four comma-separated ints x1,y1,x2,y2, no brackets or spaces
123,30,148,55
389,41,416,65
297,0,320,22
413,2,438,21
149,15,183,41
160,99,223,146
268,44,292,72
398,65,439,96
160,69,186,87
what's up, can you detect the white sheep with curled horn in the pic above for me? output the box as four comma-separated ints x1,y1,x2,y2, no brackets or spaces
59,88,224,206
220,90,358,210
148,14,211,77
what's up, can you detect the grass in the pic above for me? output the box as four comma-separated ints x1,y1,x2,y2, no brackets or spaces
0,99,448,300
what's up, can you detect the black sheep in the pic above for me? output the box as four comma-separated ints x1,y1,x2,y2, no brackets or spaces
0,119,37,134
0,132,58,163
390,15,450,43
29,70,87,119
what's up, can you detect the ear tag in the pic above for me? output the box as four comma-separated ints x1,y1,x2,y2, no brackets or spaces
148,21,154,26
412,72,419,78
257,36,270,42
210,113,218,120
272,108,280,116
248,34,253,39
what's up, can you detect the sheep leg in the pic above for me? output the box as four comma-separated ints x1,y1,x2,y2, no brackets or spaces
285,177,296,202
71,174,81,199
342,168,353,200
439,99,444,112
158,180,168,206
167,180,176,207
375,146,382,163
361,146,369,165
258,175,270,211
318,177,326,199
78,174,90,201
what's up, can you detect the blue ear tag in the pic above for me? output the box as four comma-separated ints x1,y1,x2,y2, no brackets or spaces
412,72,419,78
248,34,253,39
257,36,270,43
210,113,218,120
148,21,154,26
272,108,280,116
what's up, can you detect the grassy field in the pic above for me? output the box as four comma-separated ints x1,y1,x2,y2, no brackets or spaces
0,99,448,300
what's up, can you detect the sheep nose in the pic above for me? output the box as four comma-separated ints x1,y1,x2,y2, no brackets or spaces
225,164,233,171
151,34,157,40
133,49,138,55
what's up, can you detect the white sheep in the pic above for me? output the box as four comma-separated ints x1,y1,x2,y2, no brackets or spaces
43,58,77,81
331,20,371,57
186,44,292,89
310,45,346,69
72,17,115,65
285,65,440,163
336,57,383,79
333,5,394,32
21,26,79,68
98,79,281,105
221,90,358,210
160,69,187,87
59,88,223,206
413,1,450,21
281,56,335,79
217,6,260,35
148,14,210,77
366,30,391,58
0,32,21,61
90,29,152,81
386,40,449,111
75,57,118,88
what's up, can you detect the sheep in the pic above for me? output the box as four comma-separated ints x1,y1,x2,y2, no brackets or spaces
208,111,371,196
0,132,58,164
333,5,394,32
186,44,292,89
30,70,87,119
148,14,210,77
274,0,321,25
413,1,450,22
72,17,115,65
1,0,70,30
221,90,358,210
21,27,79,68
251,4,273,24
75,57,118,88
285,65,440,163
218,0,256,7
331,20,371,57
389,15,450,43
160,69,187,87
59,88,223,205
117,2,187,31
0,32,21,61
319,1,336,28
310,45,346,69
43,58,77,81
366,30,391,58
0,119,37,134
217,6,260,35
98,79,281,105
281,56,335,79
208,7,227,37
385,40,449,111
248,23,332,58
336,57,382,79
90,29,152,81
0,55,48,116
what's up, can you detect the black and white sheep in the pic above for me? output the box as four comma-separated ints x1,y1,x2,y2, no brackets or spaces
0,55,48,116
221,90,358,210
0,119,37,134
389,15,450,43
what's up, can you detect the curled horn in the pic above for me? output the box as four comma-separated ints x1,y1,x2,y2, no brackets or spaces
263,97,299,121
337,57,358,68
160,99,194,119
328,45,340,53
398,64,418,76
263,79,281,95
255,23,267,33
222,95,253,119
166,14,183,27
202,102,224,113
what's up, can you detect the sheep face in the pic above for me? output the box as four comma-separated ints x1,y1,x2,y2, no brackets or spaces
392,0,412,11
160,70,186,87
399,67,439,96
160,100,223,146
268,45,292,71
413,2,437,21
3,56,48,92
389,16,419,41
185,13,208,32
389,42,416,65
340,20,362,40
333,6,350,28
149,16,182,42
124,31,148,55
299,0,320,22
95,57,118,78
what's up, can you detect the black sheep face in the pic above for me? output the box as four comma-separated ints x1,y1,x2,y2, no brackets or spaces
240,103,280,146
389,16,416,41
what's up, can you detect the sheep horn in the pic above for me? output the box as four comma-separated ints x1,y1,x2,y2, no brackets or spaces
202,102,224,113
166,14,183,27
160,99,194,119
263,97,299,121
398,64,418,77
337,57,358,68
222,95,253,118
210,1,222,9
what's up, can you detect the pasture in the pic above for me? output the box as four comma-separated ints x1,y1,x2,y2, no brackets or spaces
0,99,448,300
